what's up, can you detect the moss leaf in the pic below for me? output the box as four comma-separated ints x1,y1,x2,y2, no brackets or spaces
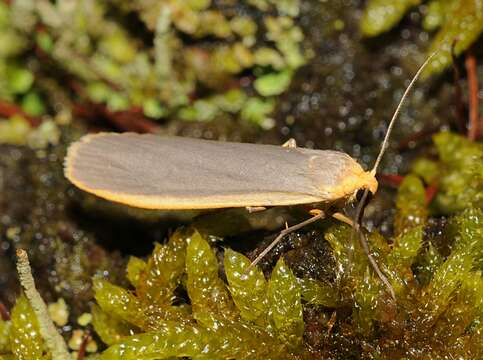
394,174,427,236
186,231,238,326
254,69,293,97
99,322,206,359
224,248,268,323
9,295,46,359
267,258,303,348
91,304,137,346
360,0,421,37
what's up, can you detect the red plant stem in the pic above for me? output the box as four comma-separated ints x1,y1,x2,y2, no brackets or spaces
76,333,90,360
0,101,41,127
465,50,479,141
378,174,438,204
425,184,438,205
377,174,404,188
73,102,161,133
0,302,10,321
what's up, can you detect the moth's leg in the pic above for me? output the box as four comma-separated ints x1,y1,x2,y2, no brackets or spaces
245,206,267,213
282,138,297,148
332,212,353,226
333,212,396,300
248,210,325,269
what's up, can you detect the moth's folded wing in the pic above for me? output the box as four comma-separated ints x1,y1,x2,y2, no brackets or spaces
64,133,355,209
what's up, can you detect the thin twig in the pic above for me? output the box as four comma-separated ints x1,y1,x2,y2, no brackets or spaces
377,174,404,187
465,50,479,141
16,249,70,360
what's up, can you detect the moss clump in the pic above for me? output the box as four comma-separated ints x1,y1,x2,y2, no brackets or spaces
360,0,483,77
412,132,483,214
95,230,309,359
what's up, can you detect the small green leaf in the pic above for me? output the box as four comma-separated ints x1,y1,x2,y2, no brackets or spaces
7,66,34,94
224,248,268,323
126,256,147,288
93,278,147,329
21,92,45,116
360,0,421,37
267,258,303,348
254,69,293,96
91,304,137,346
240,97,275,128
99,322,206,359
142,98,166,118
9,295,45,359
394,174,427,236
186,231,238,325
0,318,11,352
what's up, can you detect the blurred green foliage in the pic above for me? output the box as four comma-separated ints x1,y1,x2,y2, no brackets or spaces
412,132,483,214
361,0,483,77
2,132,482,358
0,0,307,131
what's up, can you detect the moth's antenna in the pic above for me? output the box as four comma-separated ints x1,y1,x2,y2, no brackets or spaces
370,52,438,176
353,52,438,300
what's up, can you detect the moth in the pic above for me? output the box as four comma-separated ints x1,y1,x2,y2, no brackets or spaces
64,54,436,299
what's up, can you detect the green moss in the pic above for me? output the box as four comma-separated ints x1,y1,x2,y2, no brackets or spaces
224,248,268,323
360,0,420,37
254,69,293,97
420,208,482,326
0,318,11,352
267,259,304,348
125,256,147,288
432,132,483,214
91,304,136,346
9,296,46,359
394,174,427,235
186,231,238,324
360,0,483,77
299,278,340,308
90,231,309,358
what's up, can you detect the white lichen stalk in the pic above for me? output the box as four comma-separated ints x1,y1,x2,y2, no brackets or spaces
16,249,70,360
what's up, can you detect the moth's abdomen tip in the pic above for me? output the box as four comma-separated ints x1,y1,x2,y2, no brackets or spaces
63,133,106,189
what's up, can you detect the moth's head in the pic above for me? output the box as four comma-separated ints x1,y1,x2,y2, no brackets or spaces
356,170,378,196
347,170,378,203
330,161,378,203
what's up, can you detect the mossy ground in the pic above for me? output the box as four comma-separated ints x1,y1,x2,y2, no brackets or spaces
0,0,482,359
